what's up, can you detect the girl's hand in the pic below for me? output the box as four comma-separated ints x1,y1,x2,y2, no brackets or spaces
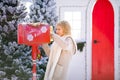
50,32,54,41
50,26,54,41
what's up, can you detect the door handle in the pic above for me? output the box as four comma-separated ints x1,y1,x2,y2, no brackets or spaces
93,40,99,44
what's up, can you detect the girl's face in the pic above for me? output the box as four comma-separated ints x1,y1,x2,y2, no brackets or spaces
56,25,64,37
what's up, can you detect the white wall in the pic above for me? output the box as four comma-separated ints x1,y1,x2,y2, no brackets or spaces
56,0,89,6
56,0,90,20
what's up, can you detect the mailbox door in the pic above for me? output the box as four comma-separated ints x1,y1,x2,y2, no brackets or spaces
24,24,50,45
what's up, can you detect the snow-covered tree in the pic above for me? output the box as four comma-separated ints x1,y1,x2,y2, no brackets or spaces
0,0,58,79
28,0,58,27
0,0,33,79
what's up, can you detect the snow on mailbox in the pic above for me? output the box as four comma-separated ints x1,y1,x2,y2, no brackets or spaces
18,23,50,45
17,23,51,80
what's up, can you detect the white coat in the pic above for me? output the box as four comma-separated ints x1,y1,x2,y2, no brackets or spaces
42,34,77,80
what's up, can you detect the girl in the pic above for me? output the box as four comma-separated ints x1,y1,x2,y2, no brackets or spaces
42,20,77,80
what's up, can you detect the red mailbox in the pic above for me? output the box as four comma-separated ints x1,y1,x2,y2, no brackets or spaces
18,23,50,45
17,23,51,80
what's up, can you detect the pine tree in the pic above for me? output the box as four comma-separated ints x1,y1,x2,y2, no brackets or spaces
28,0,58,27
27,0,58,79
0,0,33,79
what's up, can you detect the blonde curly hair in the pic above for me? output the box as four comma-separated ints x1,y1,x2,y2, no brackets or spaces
56,20,71,35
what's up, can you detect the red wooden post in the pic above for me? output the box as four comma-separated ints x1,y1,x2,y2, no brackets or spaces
32,45,37,80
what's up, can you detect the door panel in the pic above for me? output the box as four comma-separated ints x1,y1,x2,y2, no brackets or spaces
92,0,114,80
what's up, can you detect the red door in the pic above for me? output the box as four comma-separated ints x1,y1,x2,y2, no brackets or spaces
92,0,114,80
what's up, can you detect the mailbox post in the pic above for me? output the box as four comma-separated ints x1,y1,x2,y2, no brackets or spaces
18,23,50,80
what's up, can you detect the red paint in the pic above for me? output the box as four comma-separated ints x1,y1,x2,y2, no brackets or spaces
92,0,114,80
18,23,50,45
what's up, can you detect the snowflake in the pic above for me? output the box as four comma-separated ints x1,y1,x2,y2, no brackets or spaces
41,26,47,33
27,34,33,41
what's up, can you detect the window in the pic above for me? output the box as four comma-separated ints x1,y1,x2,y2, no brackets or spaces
59,6,86,42
64,11,81,42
